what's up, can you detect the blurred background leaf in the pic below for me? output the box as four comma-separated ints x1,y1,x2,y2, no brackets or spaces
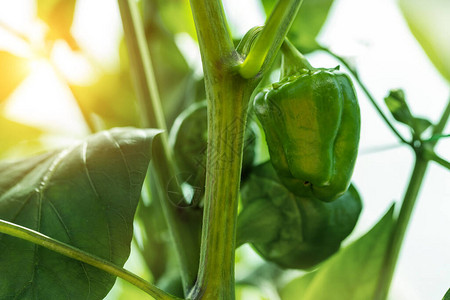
153,0,197,41
278,270,316,299
70,45,141,129
261,0,334,53
399,0,450,82
0,116,43,159
37,0,78,49
0,51,29,103
279,205,395,300
143,0,203,128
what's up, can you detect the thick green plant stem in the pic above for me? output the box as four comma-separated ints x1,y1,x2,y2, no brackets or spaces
188,79,253,300
188,0,303,297
188,0,250,299
0,219,180,300
375,98,450,300
239,0,304,78
320,46,410,145
188,0,235,68
118,0,201,293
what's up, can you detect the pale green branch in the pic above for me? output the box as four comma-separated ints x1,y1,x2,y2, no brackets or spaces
239,0,303,78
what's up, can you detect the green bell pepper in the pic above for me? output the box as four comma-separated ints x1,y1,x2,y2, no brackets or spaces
253,43,360,201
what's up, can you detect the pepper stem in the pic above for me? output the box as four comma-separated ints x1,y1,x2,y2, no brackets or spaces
280,39,313,78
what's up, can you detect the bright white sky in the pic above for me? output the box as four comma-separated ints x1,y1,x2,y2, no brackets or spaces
0,0,449,299
226,1,450,299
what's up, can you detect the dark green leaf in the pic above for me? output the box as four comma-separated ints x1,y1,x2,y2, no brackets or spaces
384,89,414,125
443,288,450,300
0,51,29,102
384,89,432,136
262,0,335,53
135,177,170,281
399,0,450,82
0,127,160,299
412,117,432,136
279,205,395,300
237,162,362,269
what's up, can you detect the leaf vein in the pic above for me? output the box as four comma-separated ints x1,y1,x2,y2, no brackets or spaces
82,141,113,262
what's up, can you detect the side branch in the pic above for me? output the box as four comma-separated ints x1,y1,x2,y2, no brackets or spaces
0,219,179,300
239,0,303,78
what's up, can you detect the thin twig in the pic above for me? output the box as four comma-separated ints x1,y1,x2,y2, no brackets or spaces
319,46,410,145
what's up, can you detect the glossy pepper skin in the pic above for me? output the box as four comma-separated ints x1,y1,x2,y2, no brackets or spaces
254,69,360,202
237,162,362,269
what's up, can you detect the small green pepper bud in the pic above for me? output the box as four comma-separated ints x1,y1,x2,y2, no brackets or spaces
237,162,362,269
253,40,360,201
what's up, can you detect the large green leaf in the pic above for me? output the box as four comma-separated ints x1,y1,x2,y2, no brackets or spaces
37,0,78,49
399,0,450,82
280,205,395,300
0,51,29,102
0,127,160,299
262,0,335,53
278,270,316,299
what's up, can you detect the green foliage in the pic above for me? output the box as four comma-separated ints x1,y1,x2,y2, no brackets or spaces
280,205,395,300
278,270,316,299
399,0,450,82
384,89,432,138
261,0,335,53
0,128,160,299
237,162,362,269
0,0,446,298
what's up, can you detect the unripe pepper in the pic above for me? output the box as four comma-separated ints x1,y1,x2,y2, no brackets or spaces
236,162,362,269
253,40,360,201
